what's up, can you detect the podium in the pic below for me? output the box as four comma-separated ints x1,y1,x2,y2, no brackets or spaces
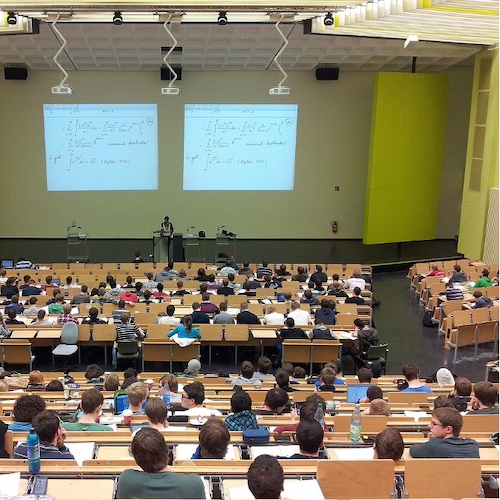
185,233,206,262
215,233,236,262
153,232,184,262
67,224,88,262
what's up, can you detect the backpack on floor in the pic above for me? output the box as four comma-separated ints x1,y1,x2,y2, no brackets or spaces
422,310,434,327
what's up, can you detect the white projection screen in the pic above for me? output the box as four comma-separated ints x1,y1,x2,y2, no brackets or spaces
183,104,298,190
44,103,158,191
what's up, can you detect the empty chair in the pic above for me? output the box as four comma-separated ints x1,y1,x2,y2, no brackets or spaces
52,322,79,369
365,343,388,374
447,323,477,364
116,341,139,369
473,321,499,360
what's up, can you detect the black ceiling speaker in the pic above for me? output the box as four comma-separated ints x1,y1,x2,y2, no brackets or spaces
161,66,182,81
4,67,28,80
315,68,339,81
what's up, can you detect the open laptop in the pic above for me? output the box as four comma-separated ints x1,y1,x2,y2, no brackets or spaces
1,259,14,269
346,384,371,403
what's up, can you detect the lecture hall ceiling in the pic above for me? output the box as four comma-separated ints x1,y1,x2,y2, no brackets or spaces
0,0,498,72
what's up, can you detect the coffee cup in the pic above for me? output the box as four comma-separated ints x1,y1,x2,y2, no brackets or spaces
122,409,133,425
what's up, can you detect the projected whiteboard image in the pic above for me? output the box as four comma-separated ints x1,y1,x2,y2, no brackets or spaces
44,104,158,191
183,104,298,190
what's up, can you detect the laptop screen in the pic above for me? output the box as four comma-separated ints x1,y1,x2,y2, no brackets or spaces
346,384,371,403
1,259,14,269
115,395,148,415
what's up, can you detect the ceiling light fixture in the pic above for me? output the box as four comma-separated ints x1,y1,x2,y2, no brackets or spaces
217,11,227,25
7,12,17,25
112,11,123,25
324,12,334,26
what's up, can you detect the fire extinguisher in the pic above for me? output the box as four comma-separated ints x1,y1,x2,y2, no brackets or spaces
331,221,338,233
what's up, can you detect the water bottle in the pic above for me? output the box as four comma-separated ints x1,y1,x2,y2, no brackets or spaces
349,403,362,443
314,402,325,428
162,381,171,409
27,429,40,474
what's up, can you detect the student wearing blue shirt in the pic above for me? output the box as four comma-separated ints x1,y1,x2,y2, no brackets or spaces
167,315,201,339
401,363,433,393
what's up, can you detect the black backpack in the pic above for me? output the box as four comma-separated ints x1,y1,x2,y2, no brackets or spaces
422,310,434,327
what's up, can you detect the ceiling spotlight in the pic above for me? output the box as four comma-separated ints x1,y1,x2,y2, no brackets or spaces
7,12,17,25
324,12,334,26
217,11,228,25
112,11,123,25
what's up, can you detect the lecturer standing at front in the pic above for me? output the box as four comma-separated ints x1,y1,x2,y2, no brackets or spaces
160,216,174,261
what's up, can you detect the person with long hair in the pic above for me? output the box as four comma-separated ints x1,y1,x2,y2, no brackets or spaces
167,315,201,340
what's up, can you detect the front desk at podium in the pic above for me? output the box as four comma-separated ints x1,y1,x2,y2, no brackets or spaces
152,232,184,262
184,233,206,262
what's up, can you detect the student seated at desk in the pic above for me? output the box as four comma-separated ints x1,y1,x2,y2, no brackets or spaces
254,356,275,381
84,363,104,384
8,394,46,432
401,363,433,393
373,428,404,460
247,454,284,500
448,377,472,412
317,367,336,393
159,373,182,404
409,407,480,458
168,315,202,340
275,368,298,393
63,388,113,432
255,388,289,415
467,381,499,415
275,395,326,436
279,420,324,459
30,309,52,326
116,427,205,499
14,410,75,460
26,370,45,391
145,397,169,431
175,381,222,417
225,391,259,431
81,307,108,325
126,382,149,416
231,361,262,388
190,418,230,459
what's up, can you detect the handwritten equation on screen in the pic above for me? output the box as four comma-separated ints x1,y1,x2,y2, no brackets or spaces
183,104,297,191
44,104,158,191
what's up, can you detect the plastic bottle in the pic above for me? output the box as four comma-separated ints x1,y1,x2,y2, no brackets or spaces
349,403,362,443
162,381,171,409
27,429,40,474
314,402,325,428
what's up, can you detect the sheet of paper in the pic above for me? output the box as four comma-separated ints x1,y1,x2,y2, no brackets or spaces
404,410,429,422
0,472,21,497
249,445,300,459
339,331,356,340
66,442,95,466
331,447,374,460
